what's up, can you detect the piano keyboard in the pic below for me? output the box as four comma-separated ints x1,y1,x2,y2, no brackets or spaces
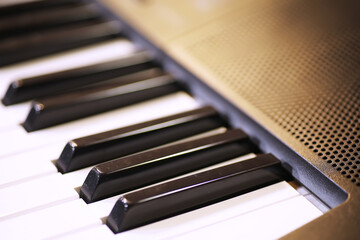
0,1,327,239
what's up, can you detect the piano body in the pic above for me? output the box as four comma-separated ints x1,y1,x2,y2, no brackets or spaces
0,0,359,239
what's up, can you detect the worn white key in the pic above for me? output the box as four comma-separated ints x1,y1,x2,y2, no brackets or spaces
170,195,323,240
0,92,199,158
1,199,101,240
0,173,78,221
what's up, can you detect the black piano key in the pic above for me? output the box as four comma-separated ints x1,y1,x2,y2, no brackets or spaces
2,52,156,105
80,129,256,203
57,106,227,173
0,0,79,18
0,3,102,38
22,70,181,132
106,153,285,233
0,20,122,67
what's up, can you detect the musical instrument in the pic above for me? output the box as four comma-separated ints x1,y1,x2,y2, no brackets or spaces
1,0,359,239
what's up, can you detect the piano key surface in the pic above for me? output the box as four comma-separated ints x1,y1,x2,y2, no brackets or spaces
0,1,328,239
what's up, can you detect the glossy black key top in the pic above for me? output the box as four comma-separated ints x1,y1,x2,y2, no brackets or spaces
80,129,256,203
0,20,122,67
23,70,181,132
2,52,156,105
57,106,227,173
0,3,102,37
106,153,285,233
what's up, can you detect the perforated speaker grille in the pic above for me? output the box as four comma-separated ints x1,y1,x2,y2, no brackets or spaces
175,0,360,185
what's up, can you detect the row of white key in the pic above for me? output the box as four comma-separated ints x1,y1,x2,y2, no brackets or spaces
1,180,322,240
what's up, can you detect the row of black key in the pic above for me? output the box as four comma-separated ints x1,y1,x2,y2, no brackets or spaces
49,105,286,233
2,52,157,105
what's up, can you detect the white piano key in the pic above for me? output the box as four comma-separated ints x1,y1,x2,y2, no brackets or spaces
87,195,121,220
0,92,199,158
62,166,94,189
303,194,330,213
0,102,30,130
0,39,136,94
288,180,312,196
170,195,323,240
53,225,115,240
0,173,78,221
0,143,59,188
1,199,102,240
108,181,300,240
289,180,330,213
